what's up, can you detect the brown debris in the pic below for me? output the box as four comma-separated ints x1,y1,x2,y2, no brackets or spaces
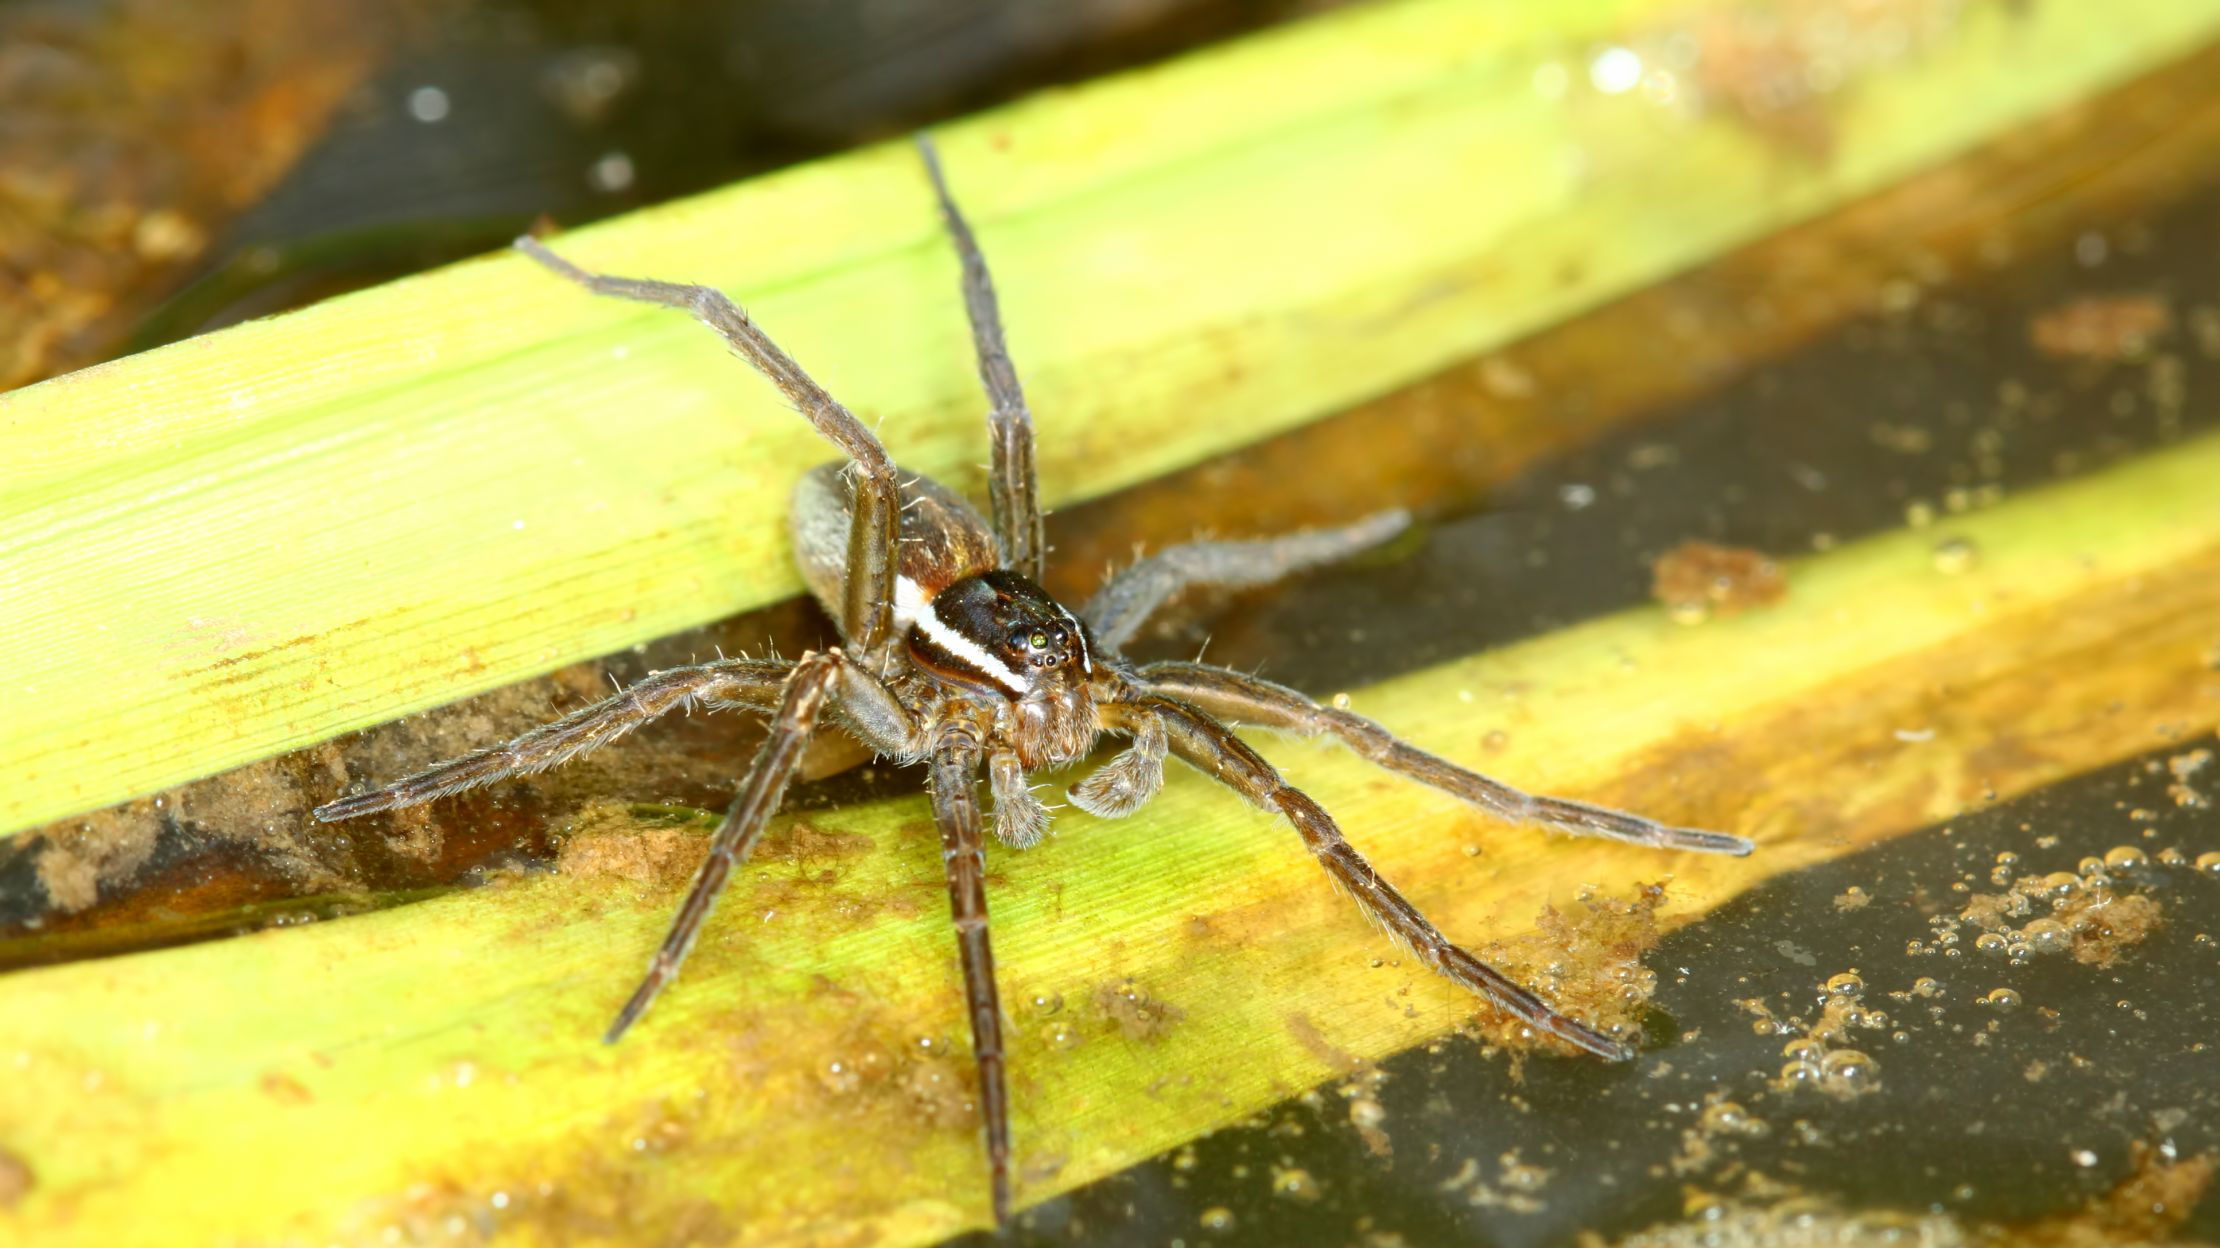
2030,294,2172,362
554,808,709,889
2060,891,2162,969
1093,977,1186,1043
1469,882,1666,1057
0,1146,32,1208
1652,541,1787,624
0,1,421,389
1597,1142,2215,1246
34,800,162,913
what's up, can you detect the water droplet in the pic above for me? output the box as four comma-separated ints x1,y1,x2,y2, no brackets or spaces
1589,46,1644,94
1932,536,1978,574
1270,1166,1321,1203
1028,991,1064,1017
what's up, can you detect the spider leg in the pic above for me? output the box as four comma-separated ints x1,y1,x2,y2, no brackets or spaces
1137,662,1752,857
987,749,1050,849
927,724,1016,1225
516,237,901,651
1081,510,1409,651
1135,695,1637,1061
605,650,860,1042
1067,711,1166,819
313,659,792,821
915,133,1043,581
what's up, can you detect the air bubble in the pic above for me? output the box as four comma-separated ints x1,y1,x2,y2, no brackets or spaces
1820,1049,1879,1091
2024,918,2071,955
1824,972,1865,998
2105,845,2149,871
1983,987,2022,1010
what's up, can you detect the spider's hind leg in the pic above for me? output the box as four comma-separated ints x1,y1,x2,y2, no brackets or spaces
1081,510,1409,652
1134,696,1636,1060
1136,661,1752,857
313,658,791,821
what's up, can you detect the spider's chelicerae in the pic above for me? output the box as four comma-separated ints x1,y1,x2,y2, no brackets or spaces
316,135,1754,1226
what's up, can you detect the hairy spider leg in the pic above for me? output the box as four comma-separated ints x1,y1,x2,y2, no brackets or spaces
1139,662,1755,857
1081,510,1411,651
986,749,1051,849
1127,695,1638,1061
916,133,1044,582
312,659,792,820
1066,710,1167,819
605,651,918,1041
925,720,1015,1225
514,237,903,653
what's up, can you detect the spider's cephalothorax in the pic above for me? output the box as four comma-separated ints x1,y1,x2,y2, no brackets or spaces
315,135,1755,1229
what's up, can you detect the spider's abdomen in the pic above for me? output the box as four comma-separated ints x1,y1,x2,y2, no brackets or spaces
790,464,1000,620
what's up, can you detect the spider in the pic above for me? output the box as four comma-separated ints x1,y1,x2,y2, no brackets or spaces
314,134,1754,1228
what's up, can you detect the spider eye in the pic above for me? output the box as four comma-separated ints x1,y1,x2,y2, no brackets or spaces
1028,629,1049,650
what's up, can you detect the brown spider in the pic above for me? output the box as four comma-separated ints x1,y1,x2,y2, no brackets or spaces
315,134,1753,1227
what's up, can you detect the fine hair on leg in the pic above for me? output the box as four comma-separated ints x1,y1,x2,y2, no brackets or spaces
514,236,903,652
1130,695,1637,1060
313,659,792,821
915,132,1044,581
1082,510,1409,651
604,651,845,1042
927,721,1015,1224
1138,661,1752,857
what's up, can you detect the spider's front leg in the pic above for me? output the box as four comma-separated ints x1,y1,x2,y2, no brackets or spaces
1138,662,1751,856
1120,696,1637,1061
917,133,1043,581
927,719,1016,1225
313,658,792,820
515,237,903,651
